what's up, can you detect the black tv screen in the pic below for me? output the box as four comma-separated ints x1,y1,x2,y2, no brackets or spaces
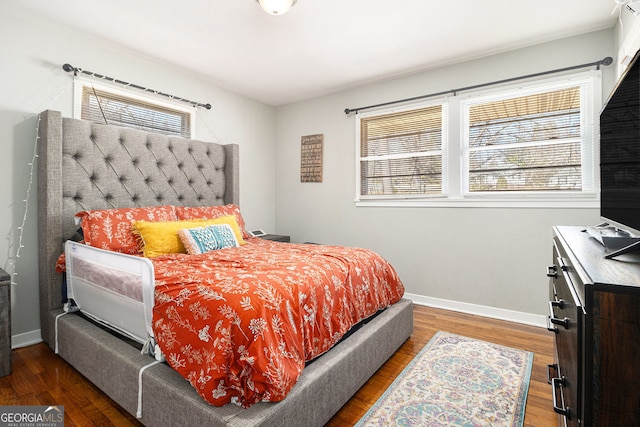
600,50,640,236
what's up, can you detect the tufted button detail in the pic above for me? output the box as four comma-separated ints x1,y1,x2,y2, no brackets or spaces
132,158,139,166
178,162,184,168
105,193,113,201
132,194,139,202
187,179,194,185
157,161,163,167
156,195,164,202
188,147,193,154
177,195,184,201
167,178,174,185
105,155,113,163
197,194,204,201
144,177,151,184
89,173,97,182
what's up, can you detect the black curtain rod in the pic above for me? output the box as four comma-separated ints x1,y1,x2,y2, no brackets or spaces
344,56,614,115
62,63,212,110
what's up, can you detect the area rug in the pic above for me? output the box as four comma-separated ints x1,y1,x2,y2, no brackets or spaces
355,331,534,427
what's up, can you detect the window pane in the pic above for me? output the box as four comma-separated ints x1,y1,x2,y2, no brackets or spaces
361,106,442,157
467,86,582,192
469,109,580,148
81,87,191,138
361,155,442,195
359,105,443,196
468,142,582,191
469,87,580,147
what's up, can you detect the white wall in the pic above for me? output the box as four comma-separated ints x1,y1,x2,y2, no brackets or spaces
0,6,277,346
274,29,615,320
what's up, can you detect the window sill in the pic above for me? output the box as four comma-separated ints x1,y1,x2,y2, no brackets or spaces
355,193,599,209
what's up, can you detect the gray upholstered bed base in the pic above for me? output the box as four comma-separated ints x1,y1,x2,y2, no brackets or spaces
37,110,413,426
54,300,413,426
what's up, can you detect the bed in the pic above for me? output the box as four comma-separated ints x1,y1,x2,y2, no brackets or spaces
37,109,413,426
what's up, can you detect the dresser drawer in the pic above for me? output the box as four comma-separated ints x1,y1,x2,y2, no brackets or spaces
548,240,584,426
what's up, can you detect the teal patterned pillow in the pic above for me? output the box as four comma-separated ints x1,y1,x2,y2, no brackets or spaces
178,223,239,255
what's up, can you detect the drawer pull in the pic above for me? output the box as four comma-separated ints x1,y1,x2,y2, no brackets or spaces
547,363,558,384
547,300,569,331
550,299,564,309
551,376,572,419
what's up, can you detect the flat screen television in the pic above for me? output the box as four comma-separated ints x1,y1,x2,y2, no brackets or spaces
599,49,640,257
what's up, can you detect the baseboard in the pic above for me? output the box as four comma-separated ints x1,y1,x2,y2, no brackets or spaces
405,293,547,328
11,329,43,349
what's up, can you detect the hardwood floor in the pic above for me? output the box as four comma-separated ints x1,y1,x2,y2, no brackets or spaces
326,305,557,427
0,304,557,426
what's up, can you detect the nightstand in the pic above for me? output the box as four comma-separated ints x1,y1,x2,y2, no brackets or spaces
259,234,291,243
0,268,10,377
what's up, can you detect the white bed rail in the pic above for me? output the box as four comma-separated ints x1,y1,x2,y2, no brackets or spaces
65,241,155,347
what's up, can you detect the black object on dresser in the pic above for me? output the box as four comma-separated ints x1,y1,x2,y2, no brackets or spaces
547,226,640,426
258,234,291,243
0,268,10,377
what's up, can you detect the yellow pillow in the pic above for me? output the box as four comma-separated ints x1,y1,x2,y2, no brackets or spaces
132,215,246,257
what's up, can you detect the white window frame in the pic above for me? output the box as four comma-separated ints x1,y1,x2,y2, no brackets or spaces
355,100,448,203
72,78,196,139
355,70,601,208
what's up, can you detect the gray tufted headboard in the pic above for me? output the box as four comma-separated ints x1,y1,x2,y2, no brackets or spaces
37,109,239,347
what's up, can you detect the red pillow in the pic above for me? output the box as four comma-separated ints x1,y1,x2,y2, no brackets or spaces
175,204,250,239
75,205,178,254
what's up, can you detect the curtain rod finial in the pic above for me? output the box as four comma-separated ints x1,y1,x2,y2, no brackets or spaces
205,104,212,110
602,57,613,66
62,63,78,76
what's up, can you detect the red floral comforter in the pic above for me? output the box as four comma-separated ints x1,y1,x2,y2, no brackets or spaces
151,238,404,407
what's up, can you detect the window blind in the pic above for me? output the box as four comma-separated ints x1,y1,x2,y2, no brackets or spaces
360,105,443,196
81,86,192,138
467,86,582,192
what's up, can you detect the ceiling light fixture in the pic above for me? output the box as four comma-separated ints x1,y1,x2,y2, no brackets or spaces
612,0,640,15
256,0,297,15
627,0,640,15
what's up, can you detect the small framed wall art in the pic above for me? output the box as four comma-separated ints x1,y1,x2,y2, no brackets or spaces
300,134,323,183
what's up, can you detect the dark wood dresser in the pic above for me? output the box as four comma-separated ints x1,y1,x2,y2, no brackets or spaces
548,226,640,426
0,268,10,377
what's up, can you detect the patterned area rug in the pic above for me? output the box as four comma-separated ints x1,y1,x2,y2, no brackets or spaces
355,331,534,427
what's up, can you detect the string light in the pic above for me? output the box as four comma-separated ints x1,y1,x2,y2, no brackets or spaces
196,106,226,147
9,72,220,287
8,79,74,286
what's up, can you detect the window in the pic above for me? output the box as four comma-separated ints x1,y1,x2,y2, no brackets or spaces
358,104,445,198
355,71,600,207
73,79,195,138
